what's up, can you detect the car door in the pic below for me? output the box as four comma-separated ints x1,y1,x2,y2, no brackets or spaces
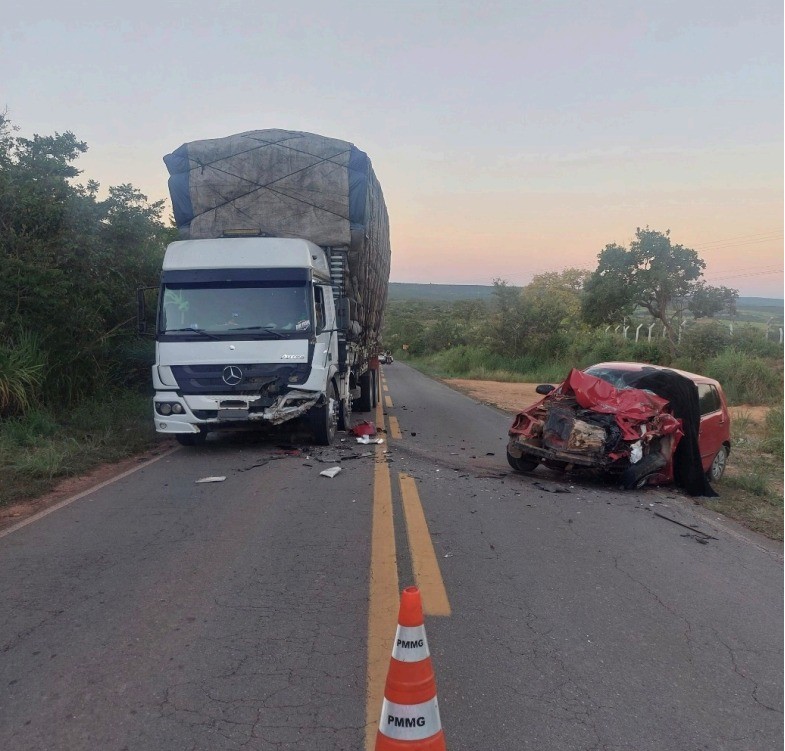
696,383,727,471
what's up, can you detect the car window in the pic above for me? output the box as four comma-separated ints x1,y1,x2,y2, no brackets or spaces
697,384,721,415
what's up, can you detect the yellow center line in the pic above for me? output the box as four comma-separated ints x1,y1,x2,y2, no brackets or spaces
384,394,393,409
387,415,402,440
365,399,399,750
398,473,452,617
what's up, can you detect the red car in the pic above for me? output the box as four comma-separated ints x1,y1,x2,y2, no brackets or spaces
506,362,731,492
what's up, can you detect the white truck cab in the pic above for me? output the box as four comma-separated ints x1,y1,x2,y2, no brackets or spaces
151,237,352,445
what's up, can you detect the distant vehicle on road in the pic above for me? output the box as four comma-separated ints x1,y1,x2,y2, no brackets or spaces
380,351,394,364
506,362,731,493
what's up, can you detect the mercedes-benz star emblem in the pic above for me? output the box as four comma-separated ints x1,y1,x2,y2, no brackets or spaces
222,365,243,386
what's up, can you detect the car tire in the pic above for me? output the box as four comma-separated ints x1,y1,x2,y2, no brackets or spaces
707,445,729,482
507,449,539,473
621,452,667,490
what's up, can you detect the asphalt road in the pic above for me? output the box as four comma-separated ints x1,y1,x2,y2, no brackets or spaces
0,362,782,750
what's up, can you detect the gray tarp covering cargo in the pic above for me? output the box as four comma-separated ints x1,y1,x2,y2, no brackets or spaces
163,129,390,348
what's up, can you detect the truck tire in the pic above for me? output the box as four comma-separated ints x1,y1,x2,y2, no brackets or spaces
338,393,352,432
176,430,207,447
355,371,374,412
507,449,539,473
311,386,338,445
621,452,667,490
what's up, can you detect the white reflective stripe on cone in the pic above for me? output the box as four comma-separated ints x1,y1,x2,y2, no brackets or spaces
391,625,430,662
379,696,442,741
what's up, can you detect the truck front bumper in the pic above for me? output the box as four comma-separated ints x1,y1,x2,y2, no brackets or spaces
153,390,321,434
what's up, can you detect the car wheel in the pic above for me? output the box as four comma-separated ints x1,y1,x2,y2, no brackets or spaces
311,385,338,446
507,449,539,473
707,445,729,482
621,452,667,490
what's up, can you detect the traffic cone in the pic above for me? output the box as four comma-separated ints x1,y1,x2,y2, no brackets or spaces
375,586,447,750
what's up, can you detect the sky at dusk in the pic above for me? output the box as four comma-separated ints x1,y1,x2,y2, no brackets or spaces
3,0,783,296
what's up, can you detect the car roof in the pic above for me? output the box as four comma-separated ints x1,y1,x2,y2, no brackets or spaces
587,362,721,387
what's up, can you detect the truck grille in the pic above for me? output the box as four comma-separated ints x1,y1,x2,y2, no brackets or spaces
171,363,311,395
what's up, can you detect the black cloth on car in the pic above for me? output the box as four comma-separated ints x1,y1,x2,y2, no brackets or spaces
626,369,718,497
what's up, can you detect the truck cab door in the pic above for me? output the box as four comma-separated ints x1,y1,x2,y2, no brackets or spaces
314,285,338,374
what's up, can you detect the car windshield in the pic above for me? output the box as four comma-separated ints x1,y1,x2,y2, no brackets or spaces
160,282,312,336
583,366,650,389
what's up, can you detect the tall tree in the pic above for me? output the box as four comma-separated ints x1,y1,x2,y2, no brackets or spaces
582,228,705,343
688,282,739,319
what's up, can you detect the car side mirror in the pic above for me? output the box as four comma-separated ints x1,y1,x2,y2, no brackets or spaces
536,384,556,395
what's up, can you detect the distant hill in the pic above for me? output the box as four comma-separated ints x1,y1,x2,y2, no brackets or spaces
736,297,784,311
388,283,783,310
388,283,494,302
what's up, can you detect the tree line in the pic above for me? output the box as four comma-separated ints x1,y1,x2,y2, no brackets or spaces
0,114,174,415
386,227,745,362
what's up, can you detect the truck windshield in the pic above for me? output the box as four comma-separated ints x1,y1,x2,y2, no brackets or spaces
160,282,312,337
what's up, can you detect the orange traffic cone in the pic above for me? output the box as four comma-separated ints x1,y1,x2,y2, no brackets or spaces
375,586,447,750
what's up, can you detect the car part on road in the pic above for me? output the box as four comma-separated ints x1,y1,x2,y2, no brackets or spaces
653,511,718,540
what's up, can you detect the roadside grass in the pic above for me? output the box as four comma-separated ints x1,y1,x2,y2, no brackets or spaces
403,347,570,384
0,391,160,508
706,405,783,540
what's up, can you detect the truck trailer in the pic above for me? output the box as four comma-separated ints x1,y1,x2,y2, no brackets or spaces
145,129,391,445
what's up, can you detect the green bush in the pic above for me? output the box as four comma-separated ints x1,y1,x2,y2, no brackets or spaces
0,329,45,416
762,405,784,456
680,321,733,364
704,350,781,405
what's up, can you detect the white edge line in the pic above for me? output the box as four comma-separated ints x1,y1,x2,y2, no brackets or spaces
0,446,180,540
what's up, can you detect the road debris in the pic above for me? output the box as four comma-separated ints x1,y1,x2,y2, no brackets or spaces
357,436,384,444
654,511,718,540
195,476,226,484
350,421,377,437
319,466,342,478
533,481,571,494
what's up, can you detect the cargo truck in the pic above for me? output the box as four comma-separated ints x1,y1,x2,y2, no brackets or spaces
140,130,391,445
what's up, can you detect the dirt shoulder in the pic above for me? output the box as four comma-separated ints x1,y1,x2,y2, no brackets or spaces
445,379,542,414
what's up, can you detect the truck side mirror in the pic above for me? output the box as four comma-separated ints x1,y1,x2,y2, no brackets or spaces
137,286,158,336
336,297,350,331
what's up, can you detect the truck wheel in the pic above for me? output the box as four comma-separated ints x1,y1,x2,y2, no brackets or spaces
621,452,667,490
176,430,207,447
507,449,539,473
311,386,338,445
338,393,352,432
355,371,374,412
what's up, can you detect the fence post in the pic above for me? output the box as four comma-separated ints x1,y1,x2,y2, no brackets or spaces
635,323,643,342
648,322,656,343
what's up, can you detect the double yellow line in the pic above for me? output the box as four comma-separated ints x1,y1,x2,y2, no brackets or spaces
364,372,450,749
